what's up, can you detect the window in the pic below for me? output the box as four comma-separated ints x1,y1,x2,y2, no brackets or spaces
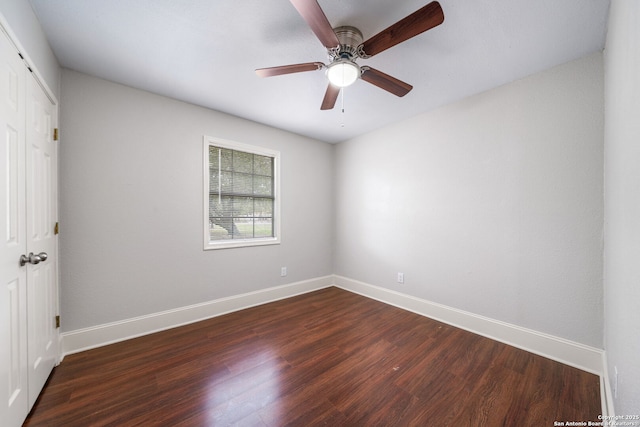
203,136,280,250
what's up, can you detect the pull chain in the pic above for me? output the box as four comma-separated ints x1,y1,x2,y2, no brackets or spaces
341,88,346,127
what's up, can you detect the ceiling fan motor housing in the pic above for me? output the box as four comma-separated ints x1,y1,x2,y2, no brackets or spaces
329,26,364,61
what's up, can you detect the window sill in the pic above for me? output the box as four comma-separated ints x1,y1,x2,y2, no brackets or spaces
204,237,280,250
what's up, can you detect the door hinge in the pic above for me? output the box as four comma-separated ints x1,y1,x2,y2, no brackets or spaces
55,315,61,328
54,222,59,235
53,128,59,141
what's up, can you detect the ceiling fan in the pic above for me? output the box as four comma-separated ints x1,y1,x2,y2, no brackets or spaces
255,0,445,110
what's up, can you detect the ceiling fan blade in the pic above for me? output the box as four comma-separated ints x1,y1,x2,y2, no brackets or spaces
360,67,413,97
358,1,444,58
255,62,325,77
289,0,340,49
321,84,340,110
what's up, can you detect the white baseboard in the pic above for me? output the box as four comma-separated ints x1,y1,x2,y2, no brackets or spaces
63,274,605,376
61,275,333,357
61,274,609,414
334,275,605,376
600,352,616,418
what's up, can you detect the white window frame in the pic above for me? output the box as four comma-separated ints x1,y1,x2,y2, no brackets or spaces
203,136,281,250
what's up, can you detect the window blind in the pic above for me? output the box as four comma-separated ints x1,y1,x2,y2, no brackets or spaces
208,146,275,241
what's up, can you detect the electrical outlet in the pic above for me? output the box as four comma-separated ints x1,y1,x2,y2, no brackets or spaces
397,272,404,284
281,267,287,277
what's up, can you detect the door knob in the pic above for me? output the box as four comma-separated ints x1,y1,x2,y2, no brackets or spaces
19,252,48,267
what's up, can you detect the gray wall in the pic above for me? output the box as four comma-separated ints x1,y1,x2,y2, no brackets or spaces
59,70,334,331
604,0,640,415
335,53,604,348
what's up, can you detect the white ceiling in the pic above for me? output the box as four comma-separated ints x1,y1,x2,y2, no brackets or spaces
29,0,610,143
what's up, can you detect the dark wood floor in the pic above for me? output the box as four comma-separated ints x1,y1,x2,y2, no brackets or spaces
24,287,601,426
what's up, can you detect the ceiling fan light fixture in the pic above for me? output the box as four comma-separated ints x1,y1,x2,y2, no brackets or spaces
326,59,360,88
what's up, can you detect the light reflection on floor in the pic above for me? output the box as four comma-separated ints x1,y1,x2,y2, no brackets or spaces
206,347,282,425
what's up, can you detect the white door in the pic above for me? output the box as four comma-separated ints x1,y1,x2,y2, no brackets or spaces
0,29,29,427
0,29,59,425
25,70,59,408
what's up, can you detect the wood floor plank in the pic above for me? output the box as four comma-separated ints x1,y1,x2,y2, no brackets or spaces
24,287,601,426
